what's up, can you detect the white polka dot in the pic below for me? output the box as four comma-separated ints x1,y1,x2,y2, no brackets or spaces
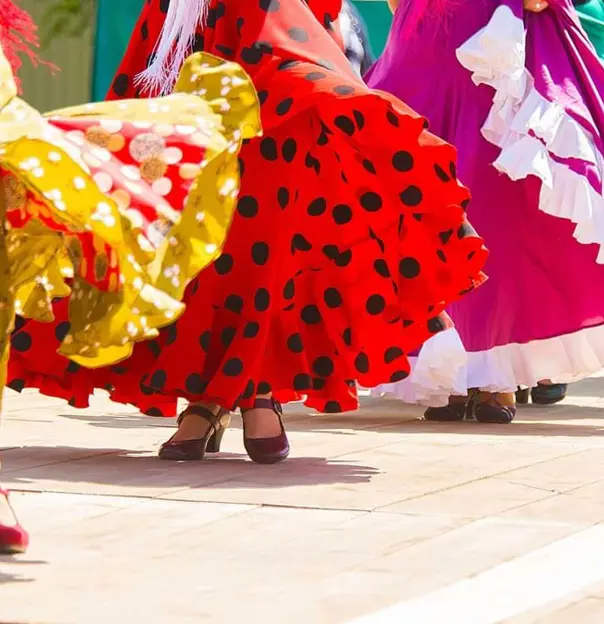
152,177,173,196
93,172,113,193
175,125,196,135
100,119,123,133
163,147,183,164
121,165,141,181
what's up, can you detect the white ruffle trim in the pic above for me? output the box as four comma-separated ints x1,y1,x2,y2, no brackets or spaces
456,5,604,262
374,323,604,405
372,329,468,406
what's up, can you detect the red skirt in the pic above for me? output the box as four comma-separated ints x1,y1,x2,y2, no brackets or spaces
7,0,488,415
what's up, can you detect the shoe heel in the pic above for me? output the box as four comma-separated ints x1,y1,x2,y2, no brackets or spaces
206,427,226,453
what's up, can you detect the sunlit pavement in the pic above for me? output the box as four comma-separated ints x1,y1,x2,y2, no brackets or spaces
3,378,604,623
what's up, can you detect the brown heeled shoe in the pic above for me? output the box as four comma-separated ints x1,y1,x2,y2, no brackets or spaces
474,392,516,424
158,404,231,461
241,398,290,464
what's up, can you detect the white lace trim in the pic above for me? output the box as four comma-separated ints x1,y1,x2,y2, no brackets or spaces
456,5,604,262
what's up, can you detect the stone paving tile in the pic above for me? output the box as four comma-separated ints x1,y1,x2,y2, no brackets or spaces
2,381,604,623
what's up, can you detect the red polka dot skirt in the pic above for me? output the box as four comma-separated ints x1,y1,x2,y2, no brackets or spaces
7,0,488,415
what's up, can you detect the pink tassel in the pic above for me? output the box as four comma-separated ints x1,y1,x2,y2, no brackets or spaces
0,0,40,91
397,0,470,41
135,0,210,96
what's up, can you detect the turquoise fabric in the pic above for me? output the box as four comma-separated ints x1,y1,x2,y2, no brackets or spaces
92,0,143,100
351,0,392,56
575,0,604,59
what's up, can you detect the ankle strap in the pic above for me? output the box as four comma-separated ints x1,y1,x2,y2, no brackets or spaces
178,405,227,430
241,397,282,415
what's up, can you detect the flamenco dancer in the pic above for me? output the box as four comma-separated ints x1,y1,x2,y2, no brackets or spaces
0,1,259,553
369,0,604,421
8,0,488,463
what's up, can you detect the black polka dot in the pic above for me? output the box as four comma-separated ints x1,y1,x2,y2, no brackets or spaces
251,241,270,265
260,137,278,161
150,369,167,389
322,245,352,267
353,110,365,129
287,333,304,353
387,110,399,127
254,288,270,311
55,321,70,342
355,353,369,374
66,361,81,374
366,294,386,315
257,90,269,105
312,378,326,391
332,204,352,225
160,0,170,12
384,347,404,364
163,324,178,346
199,331,211,352
223,358,244,377
399,257,421,279
360,192,382,212
215,253,234,274
8,378,25,392
450,161,457,178
305,71,326,81
362,159,376,174
293,373,312,390
291,234,312,253
390,370,408,383
288,27,309,42
428,316,445,333
439,229,453,244
112,73,129,96
277,187,290,209
243,321,260,338
276,98,293,115
393,151,414,172
324,288,343,308
312,356,334,378
185,373,206,394
400,186,423,206
240,42,273,65
301,305,322,324
373,259,390,278
282,138,297,162
221,327,236,347
283,278,295,300
257,381,272,394
259,0,280,11
11,332,31,352
241,380,255,399
434,163,451,182
225,294,244,314
324,401,342,413
334,85,354,95
308,197,327,216
334,115,355,136
342,328,352,347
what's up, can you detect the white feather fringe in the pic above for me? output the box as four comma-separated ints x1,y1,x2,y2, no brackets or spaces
135,0,209,96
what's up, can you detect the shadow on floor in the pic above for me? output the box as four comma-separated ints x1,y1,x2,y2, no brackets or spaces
2,446,380,491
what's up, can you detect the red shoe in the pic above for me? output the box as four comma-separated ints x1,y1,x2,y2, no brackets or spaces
0,487,29,554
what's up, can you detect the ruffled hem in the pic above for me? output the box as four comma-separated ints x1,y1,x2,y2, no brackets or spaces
375,323,604,403
2,52,261,369
456,4,604,262
371,328,468,406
